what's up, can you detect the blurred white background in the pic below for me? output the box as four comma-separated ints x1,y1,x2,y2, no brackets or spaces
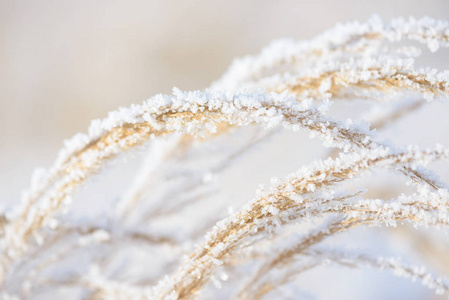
1,1,449,299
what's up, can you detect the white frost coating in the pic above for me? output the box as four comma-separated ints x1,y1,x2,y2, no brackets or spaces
212,16,449,91
223,53,449,102
54,89,326,168
240,184,449,298
2,87,389,280
2,16,449,299
19,89,377,214
152,146,449,299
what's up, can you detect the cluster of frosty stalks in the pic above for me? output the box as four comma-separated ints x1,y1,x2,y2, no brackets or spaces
2,16,449,299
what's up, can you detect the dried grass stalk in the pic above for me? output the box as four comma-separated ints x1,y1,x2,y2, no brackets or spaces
2,16,449,300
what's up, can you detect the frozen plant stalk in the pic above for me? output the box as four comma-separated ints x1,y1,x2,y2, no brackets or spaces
1,16,449,300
